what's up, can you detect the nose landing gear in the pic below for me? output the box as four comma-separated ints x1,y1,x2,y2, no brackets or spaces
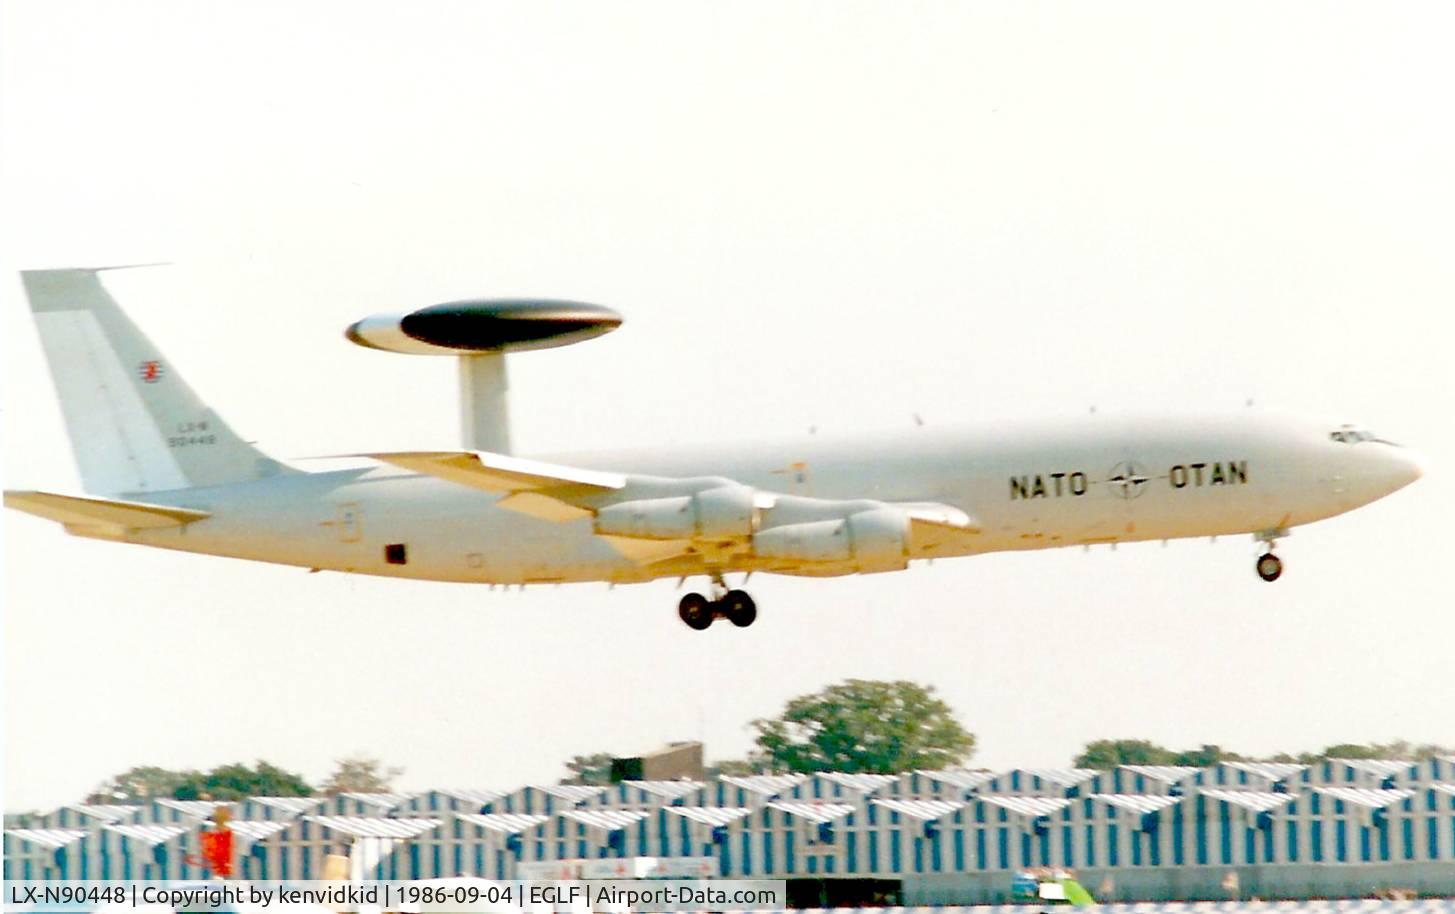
677,574,757,629
1254,527,1288,582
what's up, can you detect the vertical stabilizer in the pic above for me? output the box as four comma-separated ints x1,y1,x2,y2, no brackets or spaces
19,268,286,496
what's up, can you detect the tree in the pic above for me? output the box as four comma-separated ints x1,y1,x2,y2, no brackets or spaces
183,761,313,800
709,759,761,777
241,760,314,797
88,761,313,802
1072,740,1244,769
1405,742,1455,760
750,679,974,774
560,753,615,786
1071,737,1455,769
1172,744,1245,767
1311,743,1387,761
320,756,403,795
1074,739,1177,769
88,766,197,803
1286,741,1455,763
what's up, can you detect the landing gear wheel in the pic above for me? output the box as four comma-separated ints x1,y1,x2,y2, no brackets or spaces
678,593,713,630
722,590,758,627
1256,553,1283,582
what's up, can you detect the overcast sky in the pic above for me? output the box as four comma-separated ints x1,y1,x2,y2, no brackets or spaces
3,1,1453,812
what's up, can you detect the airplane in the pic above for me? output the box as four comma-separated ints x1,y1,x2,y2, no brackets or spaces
5,266,1425,629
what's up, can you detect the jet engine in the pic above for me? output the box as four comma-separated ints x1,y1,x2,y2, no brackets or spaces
593,485,758,540
751,507,910,572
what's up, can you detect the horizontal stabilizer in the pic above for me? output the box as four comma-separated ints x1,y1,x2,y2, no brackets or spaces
4,489,210,535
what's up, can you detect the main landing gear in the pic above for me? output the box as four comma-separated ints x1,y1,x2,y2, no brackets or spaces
1254,528,1287,583
677,575,757,630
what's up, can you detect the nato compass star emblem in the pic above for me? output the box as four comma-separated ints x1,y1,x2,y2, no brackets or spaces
1106,460,1151,499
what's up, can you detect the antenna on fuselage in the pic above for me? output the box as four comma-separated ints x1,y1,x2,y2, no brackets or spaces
344,298,622,453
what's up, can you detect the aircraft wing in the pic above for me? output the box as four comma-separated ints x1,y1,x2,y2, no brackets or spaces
4,490,211,535
363,450,625,520
365,450,978,568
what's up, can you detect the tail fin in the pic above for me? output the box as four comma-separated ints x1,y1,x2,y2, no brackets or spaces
19,267,288,496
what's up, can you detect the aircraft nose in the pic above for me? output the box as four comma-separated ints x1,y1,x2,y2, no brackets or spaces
1401,449,1426,485
1381,447,1425,492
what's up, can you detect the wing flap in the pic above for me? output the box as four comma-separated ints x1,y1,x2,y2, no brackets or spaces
896,501,977,530
896,502,981,554
908,516,981,553
596,534,695,565
4,489,210,533
494,491,594,521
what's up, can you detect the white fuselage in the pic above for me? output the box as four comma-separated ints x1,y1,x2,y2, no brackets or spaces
101,411,1421,585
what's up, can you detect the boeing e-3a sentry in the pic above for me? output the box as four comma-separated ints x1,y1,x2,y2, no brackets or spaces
5,267,1425,629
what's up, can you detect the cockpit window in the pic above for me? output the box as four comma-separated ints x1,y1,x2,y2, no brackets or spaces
1330,426,1384,444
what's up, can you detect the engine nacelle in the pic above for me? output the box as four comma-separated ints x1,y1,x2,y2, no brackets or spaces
594,485,757,540
752,507,909,572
